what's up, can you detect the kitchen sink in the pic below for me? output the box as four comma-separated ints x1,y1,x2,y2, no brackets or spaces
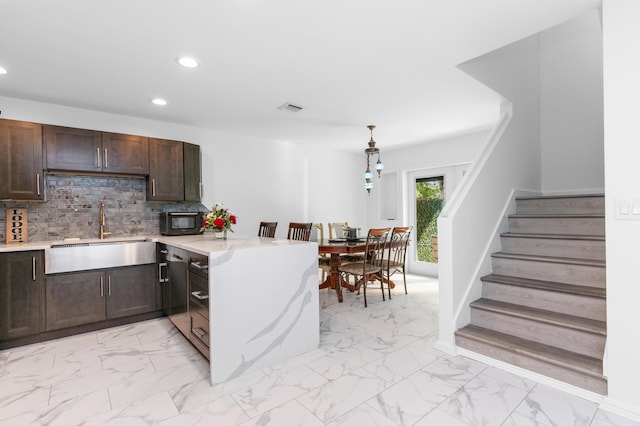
45,239,156,274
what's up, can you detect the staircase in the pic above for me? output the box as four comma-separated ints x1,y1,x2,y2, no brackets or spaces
455,194,607,394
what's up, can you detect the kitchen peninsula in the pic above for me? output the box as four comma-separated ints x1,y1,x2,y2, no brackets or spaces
0,235,320,385
158,235,320,384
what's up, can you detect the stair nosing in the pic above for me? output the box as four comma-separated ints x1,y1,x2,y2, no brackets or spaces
470,299,606,335
516,194,604,201
500,232,605,241
491,252,606,267
509,214,604,219
481,274,606,298
456,325,604,377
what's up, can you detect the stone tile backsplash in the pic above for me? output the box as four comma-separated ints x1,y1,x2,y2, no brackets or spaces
0,174,206,243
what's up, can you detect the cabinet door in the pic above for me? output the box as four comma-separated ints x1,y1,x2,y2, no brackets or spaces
0,251,43,340
45,270,106,331
44,125,102,172
0,119,44,200
106,264,156,319
183,142,202,202
148,138,184,201
102,132,149,175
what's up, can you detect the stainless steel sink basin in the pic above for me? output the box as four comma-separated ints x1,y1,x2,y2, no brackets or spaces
45,240,156,274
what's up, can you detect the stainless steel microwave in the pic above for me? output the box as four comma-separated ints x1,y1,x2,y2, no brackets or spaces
160,212,204,236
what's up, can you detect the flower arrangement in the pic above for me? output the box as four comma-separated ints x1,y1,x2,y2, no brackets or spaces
201,203,237,233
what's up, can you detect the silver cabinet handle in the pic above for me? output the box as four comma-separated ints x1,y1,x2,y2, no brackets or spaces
36,173,41,196
100,275,104,297
32,257,36,281
158,262,168,283
199,182,203,199
108,274,111,296
152,178,156,197
191,291,209,300
104,148,108,168
96,147,101,168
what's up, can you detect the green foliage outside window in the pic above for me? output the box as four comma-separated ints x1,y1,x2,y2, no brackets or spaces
415,177,444,263
416,198,443,262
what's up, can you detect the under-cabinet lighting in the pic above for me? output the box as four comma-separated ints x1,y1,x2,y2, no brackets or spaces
0,66,7,75
151,98,168,106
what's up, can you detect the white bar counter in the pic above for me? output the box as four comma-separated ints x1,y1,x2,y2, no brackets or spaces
158,235,320,384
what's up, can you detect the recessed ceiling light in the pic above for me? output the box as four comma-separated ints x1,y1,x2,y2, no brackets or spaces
151,98,168,106
176,56,200,68
0,66,7,75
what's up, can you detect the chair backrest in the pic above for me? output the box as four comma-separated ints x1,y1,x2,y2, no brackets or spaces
287,222,313,241
364,227,391,268
258,221,278,238
387,226,412,268
310,223,324,242
328,222,348,239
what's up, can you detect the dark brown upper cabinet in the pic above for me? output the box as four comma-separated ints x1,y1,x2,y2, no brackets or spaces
183,142,202,202
0,119,44,201
148,138,184,201
44,125,149,175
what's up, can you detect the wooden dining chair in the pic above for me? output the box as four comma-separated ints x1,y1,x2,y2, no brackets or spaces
311,223,330,280
258,221,278,238
384,226,412,298
329,221,364,263
338,227,390,307
328,222,348,239
287,222,313,241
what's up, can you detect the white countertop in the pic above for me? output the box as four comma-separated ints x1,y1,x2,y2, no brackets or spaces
0,234,316,254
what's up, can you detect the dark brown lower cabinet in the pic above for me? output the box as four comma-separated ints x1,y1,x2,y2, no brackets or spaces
107,265,157,319
0,251,43,340
46,264,156,331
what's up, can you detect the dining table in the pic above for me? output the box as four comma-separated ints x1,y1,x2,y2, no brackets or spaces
317,238,397,303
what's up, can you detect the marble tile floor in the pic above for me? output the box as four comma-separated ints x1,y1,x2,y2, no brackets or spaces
1,274,638,426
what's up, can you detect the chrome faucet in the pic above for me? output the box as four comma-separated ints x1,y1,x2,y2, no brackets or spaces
99,200,112,239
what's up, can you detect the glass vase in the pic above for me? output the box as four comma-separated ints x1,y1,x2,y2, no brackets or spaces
203,229,227,240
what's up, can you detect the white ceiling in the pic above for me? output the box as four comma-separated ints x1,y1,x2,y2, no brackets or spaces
0,0,599,152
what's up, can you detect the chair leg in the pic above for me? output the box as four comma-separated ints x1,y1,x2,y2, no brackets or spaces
363,277,367,307
402,270,407,294
379,276,385,302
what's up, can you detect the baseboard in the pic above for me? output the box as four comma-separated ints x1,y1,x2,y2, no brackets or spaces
434,338,457,355
598,397,640,422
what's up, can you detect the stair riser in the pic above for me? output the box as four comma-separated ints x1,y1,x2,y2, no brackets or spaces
508,217,604,236
455,334,607,394
501,236,605,261
470,308,605,359
481,281,606,322
492,257,605,288
516,197,605,215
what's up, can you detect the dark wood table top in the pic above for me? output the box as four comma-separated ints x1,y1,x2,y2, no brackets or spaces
317,239,368,254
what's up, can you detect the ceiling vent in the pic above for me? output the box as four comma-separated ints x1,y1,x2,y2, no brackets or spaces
277,102,303,112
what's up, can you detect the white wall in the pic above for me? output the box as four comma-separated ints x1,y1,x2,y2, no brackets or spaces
540,10,604,194
601,0,640,419
0,96,364,239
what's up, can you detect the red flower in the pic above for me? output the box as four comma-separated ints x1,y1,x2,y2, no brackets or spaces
213,218,225,228
230,215,237,224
